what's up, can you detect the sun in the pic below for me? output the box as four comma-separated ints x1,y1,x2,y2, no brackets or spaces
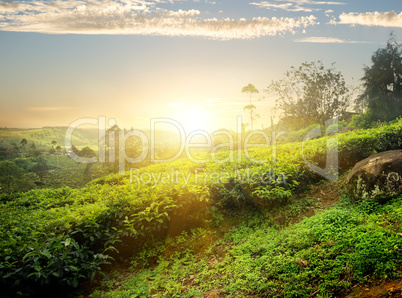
169,104,213,133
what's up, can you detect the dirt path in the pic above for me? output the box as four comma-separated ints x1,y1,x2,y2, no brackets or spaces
289,178,343,224
346,276,402,297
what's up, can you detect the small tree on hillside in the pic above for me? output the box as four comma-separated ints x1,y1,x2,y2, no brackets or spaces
79,146,96,158
20,139,27,148
20,139,28,156
359,35,402,122
242,83,260,131
0,161,23,193
32,157,49,184
71,145,79,155
267,61,352,130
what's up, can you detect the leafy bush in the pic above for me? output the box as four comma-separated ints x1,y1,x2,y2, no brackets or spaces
348,112,372,128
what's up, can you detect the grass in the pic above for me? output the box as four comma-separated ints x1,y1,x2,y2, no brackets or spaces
88,195,402,297
43,155,112,189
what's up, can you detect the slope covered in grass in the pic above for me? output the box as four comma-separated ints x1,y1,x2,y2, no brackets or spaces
89,195,402,297
0,127,99,149
0,118,401,296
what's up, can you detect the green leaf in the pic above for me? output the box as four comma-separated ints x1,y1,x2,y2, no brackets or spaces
71,278,79,288
23,251,38,260
65,238,71,247
41,249,52,259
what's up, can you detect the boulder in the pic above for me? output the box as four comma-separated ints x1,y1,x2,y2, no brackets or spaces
345,150,402,202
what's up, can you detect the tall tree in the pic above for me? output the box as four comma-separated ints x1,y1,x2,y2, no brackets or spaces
32,157,49,184
20,139,27,148
0,161,23,193
19,139,28,156
359,35,402,122
242,84,260,131
79,146,96,158
267,61,351,130
71,145,79,155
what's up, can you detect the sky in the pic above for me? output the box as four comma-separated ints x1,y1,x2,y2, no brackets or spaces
0,0,401,133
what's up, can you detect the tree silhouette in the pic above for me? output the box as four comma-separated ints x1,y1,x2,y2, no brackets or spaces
0,161,23,193
19,139,28,156
20,139,27,147
79,146,96,158
242,84,260,131
32,157,49,184
71,145,79,155
359,35,402,122
267,61,351,130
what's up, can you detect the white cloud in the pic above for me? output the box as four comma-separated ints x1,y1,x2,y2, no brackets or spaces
295,36,370,43
325,9,333,17
251,2,317,12
337,10,402,28
276,0,345,5
251,0,345,12
0,0,318,39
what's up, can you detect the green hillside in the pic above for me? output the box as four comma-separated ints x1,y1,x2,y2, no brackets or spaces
0,118,402,297
0,127,99,150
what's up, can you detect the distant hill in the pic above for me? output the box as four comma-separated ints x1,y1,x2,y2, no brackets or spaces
0,126,186,151
0,127,99,149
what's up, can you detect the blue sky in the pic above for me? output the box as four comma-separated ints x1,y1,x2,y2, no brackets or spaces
0,0,401,131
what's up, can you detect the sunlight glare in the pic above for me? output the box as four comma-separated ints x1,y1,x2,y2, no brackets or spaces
170,104,213,133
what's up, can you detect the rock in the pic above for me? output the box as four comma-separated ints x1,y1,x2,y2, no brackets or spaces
297,259,310,268
345,150,402,202
206,290,219,298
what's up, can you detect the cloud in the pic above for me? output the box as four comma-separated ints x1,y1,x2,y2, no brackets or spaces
325,9,333,17
336,10,402,28
251,2,317,12
284,0,345,4
295,36,370,43
251,0,345,12
0,0,318,39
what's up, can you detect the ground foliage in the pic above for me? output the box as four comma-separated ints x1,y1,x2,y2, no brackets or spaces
0,118,402,296
89,196,402,297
